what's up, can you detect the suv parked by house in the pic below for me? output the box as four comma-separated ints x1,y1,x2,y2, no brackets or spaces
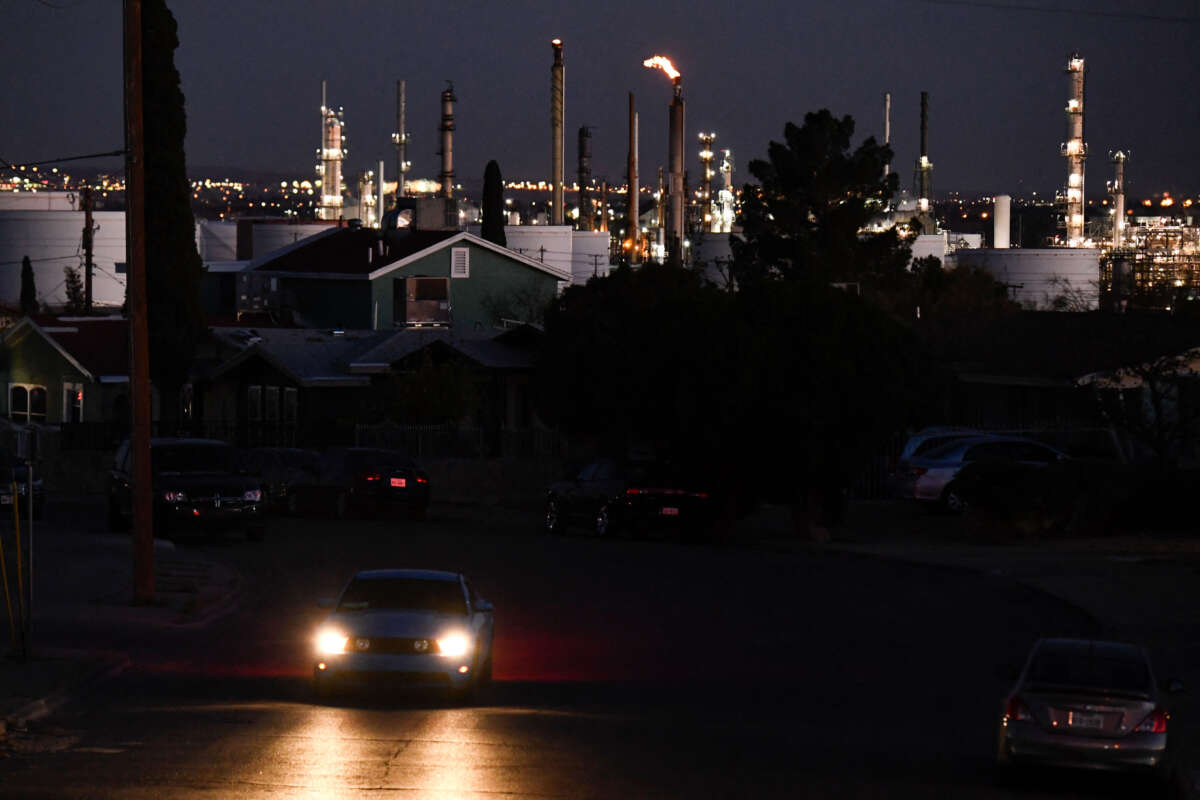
108,438,267,540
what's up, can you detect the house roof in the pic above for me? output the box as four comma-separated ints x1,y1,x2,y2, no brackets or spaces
3,316,130,381
942,311,1200,386
350,328,537,373
247,227,571,282
209,327,391,387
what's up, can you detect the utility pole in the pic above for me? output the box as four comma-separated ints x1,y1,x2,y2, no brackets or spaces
82,187,94,313
124,0,154,604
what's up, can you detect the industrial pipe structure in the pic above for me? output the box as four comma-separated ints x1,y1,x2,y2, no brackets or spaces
317,80,347,220
1109,151,1127,249
578,125,593,231
627,92,640,263
392,80,410,199
551,39,565,226
644,55,684,265
1063,53,1087,246
439,82,456,199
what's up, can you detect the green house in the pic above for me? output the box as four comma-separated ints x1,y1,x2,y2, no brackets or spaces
240,228,569,332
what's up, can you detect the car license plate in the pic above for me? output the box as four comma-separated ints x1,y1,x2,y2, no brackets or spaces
1069,711,1103,729
661,507,679,516
390,477,406,488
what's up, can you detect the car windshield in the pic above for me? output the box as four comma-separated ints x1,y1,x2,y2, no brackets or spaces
154,444,235,475
337,577,466,614
1028,649,1152,695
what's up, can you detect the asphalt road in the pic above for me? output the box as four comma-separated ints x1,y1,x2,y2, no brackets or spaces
1,506,1177,798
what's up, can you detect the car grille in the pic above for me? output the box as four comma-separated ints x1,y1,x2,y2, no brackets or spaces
349,637,435,655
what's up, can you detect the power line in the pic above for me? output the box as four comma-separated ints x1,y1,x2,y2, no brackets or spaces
913,0,1196,22
0,149,126,170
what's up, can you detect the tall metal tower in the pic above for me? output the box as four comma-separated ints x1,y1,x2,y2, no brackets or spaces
438,82,456,199
316,80,347,221
914,91,934,233
550,39,565,226
1108,151,1127,249
1062,53,1087,246
698,132,716,231
578,125,593,231
391,80,410,200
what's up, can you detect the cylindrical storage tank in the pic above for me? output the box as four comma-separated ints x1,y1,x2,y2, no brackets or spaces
0,210,127,309
251,222,336,259
955,248,1100,310
196,219,239,261
993,195,1011,249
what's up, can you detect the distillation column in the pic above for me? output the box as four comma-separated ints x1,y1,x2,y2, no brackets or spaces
316,80,347,221
438,83,456,199
550,39,565,226
578,125,593,231
1108,151,1127,249
1063,54,1087,246
627,92,640,263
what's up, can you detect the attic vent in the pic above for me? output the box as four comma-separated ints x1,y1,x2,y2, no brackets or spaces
451,247,470,279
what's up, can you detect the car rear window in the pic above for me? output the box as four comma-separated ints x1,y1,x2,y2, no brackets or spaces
338,577,466,615
1028,649,1151,695
153,444,235,474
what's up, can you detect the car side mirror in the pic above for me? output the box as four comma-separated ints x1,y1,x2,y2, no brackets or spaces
475,600,493,613
316,598,333,609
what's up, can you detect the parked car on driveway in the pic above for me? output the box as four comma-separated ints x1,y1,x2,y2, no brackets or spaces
895,435,1067,513
312,568,494,701
996,638,1181,784
238,447,320,514
108,438,267,540
293,447,430,519
544,456,714,538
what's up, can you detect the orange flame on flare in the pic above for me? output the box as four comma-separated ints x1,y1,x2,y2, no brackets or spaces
642,56,680,81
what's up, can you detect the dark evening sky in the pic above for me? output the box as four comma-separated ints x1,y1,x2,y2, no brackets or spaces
4,0,1198,197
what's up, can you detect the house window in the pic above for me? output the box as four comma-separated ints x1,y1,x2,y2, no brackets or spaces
247,385,262,422
62,383,84,424
9,384,46,425
265,386,280,422
451,247,470,278
283,388,298,424
397,277,451,327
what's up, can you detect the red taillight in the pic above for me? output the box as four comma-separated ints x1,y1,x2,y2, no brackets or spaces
1005,697,1032,722
363,473,381,482
691,492,708,499
1135,707,1169,733
416,476,428,484
626,488,643,495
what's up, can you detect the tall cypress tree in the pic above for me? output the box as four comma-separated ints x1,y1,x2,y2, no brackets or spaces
19,256,37,315
142,0,204,431
481,160,506,247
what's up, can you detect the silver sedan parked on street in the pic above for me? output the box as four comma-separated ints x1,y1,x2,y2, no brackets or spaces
996,638,1181,781
894,435,1066,512
313,569,494,700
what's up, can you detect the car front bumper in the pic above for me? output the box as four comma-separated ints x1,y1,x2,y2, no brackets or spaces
1000,722,1167,771
162,501,265,528
314,651,475,690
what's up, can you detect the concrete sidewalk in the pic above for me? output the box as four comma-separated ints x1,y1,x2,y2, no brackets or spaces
0,516,241,739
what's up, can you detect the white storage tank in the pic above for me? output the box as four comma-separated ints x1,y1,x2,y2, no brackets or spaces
955,248,1100,310
0,210,127,308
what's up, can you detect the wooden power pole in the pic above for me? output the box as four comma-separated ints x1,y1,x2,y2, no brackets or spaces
123,0,154,604
82,187,94,313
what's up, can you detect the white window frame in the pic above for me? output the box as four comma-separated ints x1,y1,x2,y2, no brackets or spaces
450,247,470,279
10,383,47,425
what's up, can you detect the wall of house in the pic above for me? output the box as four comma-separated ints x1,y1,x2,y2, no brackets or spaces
370,242,559,331
278,277,372,329
1,326,93,423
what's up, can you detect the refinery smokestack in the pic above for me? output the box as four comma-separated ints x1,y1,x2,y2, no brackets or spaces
599,180,609,233
1109,151,1127,249
1063,53,1087,246
551,39,565,226
668,79,685,265
993,194,1011,249
578,125,593,231
914,91,934,233
439,82,456,199
392,80,410,199
883,91,891,180
627,92,640,264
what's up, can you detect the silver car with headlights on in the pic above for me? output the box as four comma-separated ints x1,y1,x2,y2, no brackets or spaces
996,638,1182,782
313,569,494,700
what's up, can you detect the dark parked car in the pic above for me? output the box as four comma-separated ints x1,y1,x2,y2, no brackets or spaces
108,438,267,540
544,456,714,538
996,638,1182,785
238,447,321,514
0,452,45,521
292,447,430,519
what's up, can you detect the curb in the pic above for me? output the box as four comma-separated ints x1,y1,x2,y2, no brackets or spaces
1,653,130,740
173,570,243,629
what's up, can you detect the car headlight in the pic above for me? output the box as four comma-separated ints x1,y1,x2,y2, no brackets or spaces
315,628,348,655
243,489,262,502
163,490,187,503
436,633,471,658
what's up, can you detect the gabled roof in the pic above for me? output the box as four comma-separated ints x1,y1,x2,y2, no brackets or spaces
3,316,130,381
209,327,391,387
349,328,537,374
247,227,571,282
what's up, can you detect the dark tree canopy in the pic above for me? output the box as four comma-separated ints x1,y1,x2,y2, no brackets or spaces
20,256,37,315
143,0,204,401
732,110,907,289
481,160,506,247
